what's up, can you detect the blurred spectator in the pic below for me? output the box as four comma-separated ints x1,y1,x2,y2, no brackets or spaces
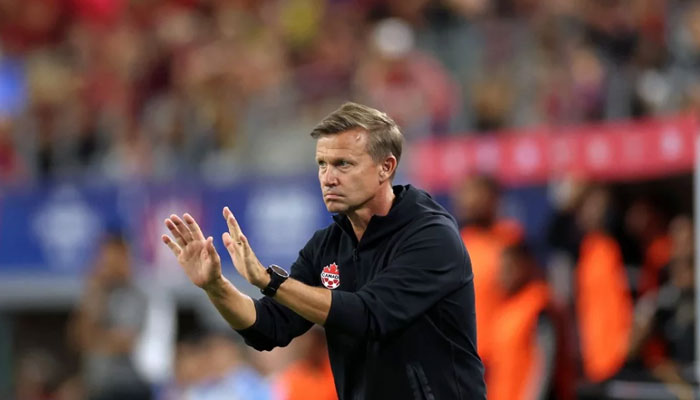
157,335,208,400
276,328,336,400
669,215,694,267
0,115,25,182
574,186,633,383
13,348,59,400
164,331,274,400
355,18,460,139
546,177,587,305
625,198,672,296
469,71,514,132
453,174,522,367
630,224,695,400
579,0,639,64
488,242,574,400
292,4,361,105
246,344,298,384
52,374,84,400
68,233,151,400
0,0,696,181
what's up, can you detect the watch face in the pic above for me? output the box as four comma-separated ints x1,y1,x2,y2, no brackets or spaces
269,264,289,278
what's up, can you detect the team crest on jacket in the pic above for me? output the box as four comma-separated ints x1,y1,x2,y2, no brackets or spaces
321,263,340,289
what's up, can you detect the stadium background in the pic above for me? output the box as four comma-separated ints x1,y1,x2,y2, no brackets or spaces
0,0,696,399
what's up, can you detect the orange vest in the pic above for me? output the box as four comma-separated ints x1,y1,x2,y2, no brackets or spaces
277,358,337,400
576,232,632,382
461,220,523,363
488,281,551,400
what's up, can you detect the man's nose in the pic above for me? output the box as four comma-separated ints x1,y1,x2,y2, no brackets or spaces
321,167,338,186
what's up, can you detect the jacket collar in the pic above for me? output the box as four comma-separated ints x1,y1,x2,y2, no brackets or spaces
332,185,413,246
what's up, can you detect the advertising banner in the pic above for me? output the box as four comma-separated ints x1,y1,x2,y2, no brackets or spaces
411,114,697,191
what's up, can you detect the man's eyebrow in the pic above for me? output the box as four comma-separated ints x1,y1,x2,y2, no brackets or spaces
317,155,349,162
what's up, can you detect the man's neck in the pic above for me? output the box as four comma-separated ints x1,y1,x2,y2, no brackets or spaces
347,184,395,241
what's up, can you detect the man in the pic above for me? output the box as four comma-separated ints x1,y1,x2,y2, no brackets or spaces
574,186,632,383
453,175,522,365
162,102,485,399
165,329,274,400
69,233,151,400
488,242,574,400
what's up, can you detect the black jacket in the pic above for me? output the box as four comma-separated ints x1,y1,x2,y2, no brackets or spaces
238,185,485,399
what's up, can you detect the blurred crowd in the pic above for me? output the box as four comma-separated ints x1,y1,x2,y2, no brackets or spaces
3,0,698,399
1,0,700,183
14,233,337,400
453,175,694,400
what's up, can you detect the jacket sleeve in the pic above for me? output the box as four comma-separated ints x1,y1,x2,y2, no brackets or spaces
235,237,318,351
324,221,471,340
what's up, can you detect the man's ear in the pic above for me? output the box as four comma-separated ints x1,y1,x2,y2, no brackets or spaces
379,156,397,182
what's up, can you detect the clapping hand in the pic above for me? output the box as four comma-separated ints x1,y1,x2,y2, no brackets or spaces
162,208,269,290
162,213,223,290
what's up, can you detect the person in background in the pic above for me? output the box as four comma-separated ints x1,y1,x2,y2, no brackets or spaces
275,327,336,400
68,233,151,400
546,177,587,307
488,242,574,400
453,174,522,366
629,216,695,400
185,330,273,400
13,348,59,400
574,186,633,383
156,334,208,400
624,198,672,296
354,18,461,139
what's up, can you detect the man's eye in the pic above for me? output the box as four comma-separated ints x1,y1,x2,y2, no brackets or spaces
338,160,350,167
318,161,326,168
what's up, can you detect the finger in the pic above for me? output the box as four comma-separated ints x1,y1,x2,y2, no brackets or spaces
222,231,233,248
205,236,220,263
161,234,182,256
183,213,205,241
165,218,187,247
239,234,259,264
171,215,194,242
222,231,240,253
223,207,244,239
238,233,251,255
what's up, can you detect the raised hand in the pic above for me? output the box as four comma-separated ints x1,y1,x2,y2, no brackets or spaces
162,213,223,290
221,207,269,288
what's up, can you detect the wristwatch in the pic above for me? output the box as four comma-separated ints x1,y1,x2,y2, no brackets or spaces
261,264,289,297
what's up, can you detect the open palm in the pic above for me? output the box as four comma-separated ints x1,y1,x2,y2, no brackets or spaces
162,214,222,289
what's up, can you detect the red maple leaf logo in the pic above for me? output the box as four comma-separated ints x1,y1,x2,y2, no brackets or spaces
324,263,339,274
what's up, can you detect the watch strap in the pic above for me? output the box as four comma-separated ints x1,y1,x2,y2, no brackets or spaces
261,264,288,297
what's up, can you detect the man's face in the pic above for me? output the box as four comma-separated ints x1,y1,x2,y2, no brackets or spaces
455,178,497,226
316,129,383,214
97,242,130,282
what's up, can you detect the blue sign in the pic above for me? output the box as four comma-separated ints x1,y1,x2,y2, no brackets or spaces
0,177,552,280
0,177,332,279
